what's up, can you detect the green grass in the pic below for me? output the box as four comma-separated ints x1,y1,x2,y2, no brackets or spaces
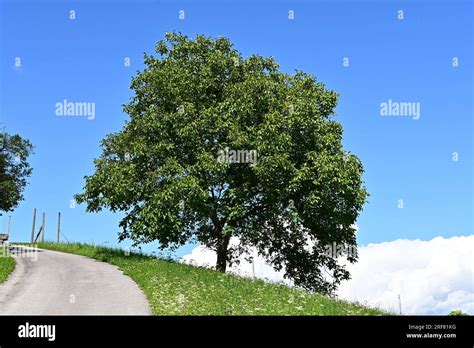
0,251,15,283
32,242,390,316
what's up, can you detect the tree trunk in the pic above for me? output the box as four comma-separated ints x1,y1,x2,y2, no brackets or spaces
216,234,230,272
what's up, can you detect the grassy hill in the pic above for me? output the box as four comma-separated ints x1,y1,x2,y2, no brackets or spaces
0,254,15,284
33,242,389,316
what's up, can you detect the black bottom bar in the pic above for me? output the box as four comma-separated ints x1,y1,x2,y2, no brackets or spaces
0,316,472,346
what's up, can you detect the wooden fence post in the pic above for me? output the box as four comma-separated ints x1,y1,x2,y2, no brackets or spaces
41,212,45,243
57,212,61,243
31,208,37,243
7,216,11,237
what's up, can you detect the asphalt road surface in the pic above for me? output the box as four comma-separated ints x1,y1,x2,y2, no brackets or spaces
0,246,151,315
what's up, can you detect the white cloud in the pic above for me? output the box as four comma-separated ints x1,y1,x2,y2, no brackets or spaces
338,235,474,315
180,235,474,315
181,238,291,284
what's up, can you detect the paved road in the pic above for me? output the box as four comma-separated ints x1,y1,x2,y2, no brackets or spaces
0,246,151,315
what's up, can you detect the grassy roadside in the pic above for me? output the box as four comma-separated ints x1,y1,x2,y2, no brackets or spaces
33,242,390,316
0,252,15,283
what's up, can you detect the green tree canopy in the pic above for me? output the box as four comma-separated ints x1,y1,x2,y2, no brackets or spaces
0,130,34,214
76,32,368,294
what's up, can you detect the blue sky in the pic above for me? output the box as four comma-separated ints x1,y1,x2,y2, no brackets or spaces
0,0,472,258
